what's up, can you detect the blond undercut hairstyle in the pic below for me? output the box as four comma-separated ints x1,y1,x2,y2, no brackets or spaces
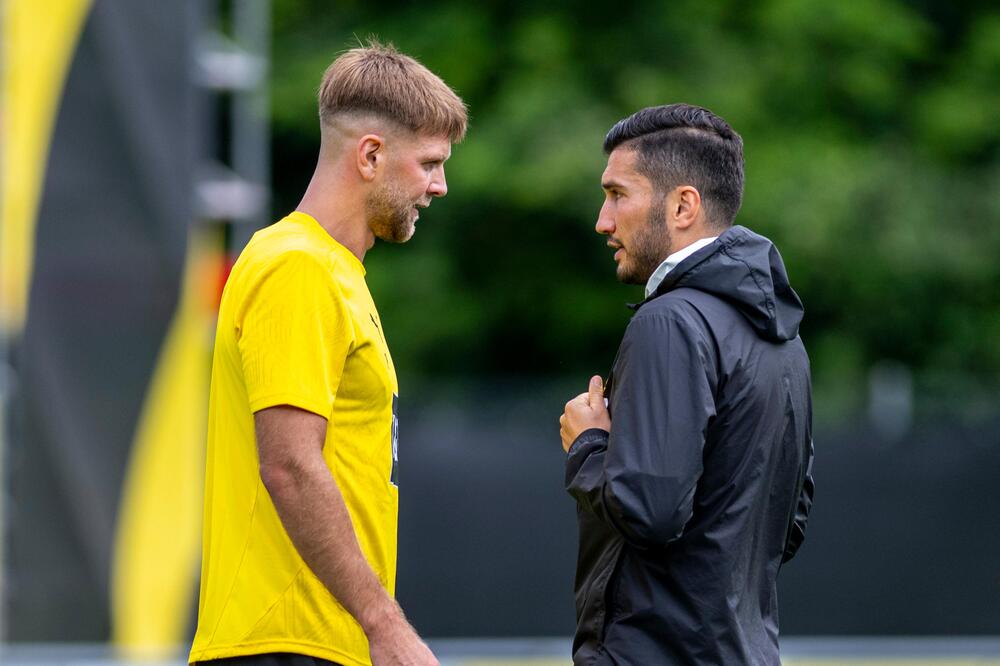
318,41,468,142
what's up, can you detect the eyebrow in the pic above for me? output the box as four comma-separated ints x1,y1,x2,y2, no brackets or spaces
602,179,626,191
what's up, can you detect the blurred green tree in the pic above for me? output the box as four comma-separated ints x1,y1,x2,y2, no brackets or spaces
269,0,1000,394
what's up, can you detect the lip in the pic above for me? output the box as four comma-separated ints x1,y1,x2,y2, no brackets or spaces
614,248,624,261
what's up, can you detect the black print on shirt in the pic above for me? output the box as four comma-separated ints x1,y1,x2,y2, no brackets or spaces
390,393,399,487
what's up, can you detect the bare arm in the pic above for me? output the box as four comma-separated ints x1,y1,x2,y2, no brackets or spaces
255,405,437,666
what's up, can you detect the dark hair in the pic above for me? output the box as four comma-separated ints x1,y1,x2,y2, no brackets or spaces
604,104,744,228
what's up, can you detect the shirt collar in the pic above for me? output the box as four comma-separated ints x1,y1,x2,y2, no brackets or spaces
644,236,718,298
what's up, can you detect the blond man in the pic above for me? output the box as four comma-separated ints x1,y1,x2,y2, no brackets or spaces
189,43,467,666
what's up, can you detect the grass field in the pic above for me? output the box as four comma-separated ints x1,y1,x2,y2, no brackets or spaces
450,657,1000,666
451,660,1000,666
437,637,1000,666
3,638,1000,665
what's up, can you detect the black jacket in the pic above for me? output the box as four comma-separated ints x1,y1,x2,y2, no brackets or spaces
566,226,815,665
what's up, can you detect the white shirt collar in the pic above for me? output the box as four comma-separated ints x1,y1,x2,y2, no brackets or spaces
644,236,718,298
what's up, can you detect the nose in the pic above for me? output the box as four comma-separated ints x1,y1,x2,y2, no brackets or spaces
596,201,614,235
428,166,448,198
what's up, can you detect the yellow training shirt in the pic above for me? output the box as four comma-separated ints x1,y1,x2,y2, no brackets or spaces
190,211,399,666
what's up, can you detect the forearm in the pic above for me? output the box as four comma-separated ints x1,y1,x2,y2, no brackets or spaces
565,429,647,543
262,457,399,633
565,429,613,516
783,438,815,562
566,429,697,548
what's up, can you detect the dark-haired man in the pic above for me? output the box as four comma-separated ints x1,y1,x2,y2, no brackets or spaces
190,44,466,666
559,104,815,665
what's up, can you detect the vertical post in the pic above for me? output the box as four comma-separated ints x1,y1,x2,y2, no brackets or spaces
0,0,9,641
230,0,270,253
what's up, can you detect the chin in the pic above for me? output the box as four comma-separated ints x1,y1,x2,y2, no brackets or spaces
371,215,416,244
616,264,648,286
387,224,416,244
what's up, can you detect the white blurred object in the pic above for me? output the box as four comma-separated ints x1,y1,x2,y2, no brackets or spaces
868,360,914,444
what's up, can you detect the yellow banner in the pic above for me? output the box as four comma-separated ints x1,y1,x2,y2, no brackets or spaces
111,228,219,656
1,0,92,333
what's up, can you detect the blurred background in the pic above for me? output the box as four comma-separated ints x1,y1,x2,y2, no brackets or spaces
1,0,999,664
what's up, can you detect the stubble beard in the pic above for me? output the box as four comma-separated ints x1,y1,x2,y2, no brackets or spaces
616,194,672,285
366,180,416,244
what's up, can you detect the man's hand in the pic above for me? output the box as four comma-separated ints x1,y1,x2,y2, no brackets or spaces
255,406,439,665
367,611,440,666
560,375,612,452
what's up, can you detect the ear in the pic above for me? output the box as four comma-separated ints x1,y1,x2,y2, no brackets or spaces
671,185,702,231
356,134,385,182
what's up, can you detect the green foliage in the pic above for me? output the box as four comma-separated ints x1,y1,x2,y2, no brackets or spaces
269,0,1000,384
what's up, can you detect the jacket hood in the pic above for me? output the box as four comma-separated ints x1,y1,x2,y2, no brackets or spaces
651,225,804,342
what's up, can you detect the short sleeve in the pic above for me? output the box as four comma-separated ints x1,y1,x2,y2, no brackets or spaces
237,250,354,417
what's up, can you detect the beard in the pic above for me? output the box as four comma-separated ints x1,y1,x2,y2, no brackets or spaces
365,180,416,243
616,194,672,285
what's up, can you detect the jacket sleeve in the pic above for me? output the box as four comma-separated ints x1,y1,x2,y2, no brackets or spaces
565,309,717,549
782,437,815,563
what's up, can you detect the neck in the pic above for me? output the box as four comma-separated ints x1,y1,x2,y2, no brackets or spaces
668,224,720,257
296,162,374,262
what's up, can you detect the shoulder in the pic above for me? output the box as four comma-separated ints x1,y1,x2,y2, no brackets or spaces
226,230,350,320
639,287,743,333
616,295,721,391
630,291,709,332
246,222,336,272
231,227,343,295
623,292,720,364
